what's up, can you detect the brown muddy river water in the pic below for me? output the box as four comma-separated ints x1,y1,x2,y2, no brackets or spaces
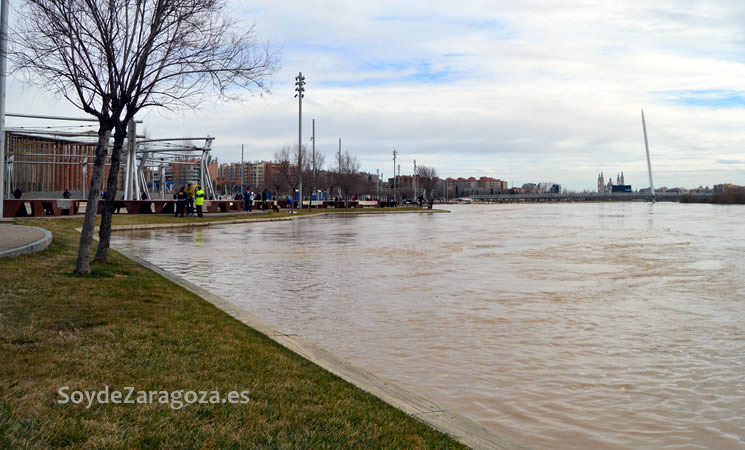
112,203,745,449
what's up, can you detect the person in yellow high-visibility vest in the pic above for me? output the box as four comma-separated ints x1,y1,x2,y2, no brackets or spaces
195,185,205,217
185,184,195,215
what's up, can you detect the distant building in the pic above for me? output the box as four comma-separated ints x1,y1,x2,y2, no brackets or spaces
537,182,560,193
598,171,625,193
166,157,216,188
714,183,739,193
444,176,508,197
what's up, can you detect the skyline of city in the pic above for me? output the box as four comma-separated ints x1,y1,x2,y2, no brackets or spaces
5,1,745,191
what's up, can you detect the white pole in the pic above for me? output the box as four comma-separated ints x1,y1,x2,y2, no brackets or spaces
311,119,315,207
642,109,655,202
130,120,138,199
240,144,244,192
81,163,87,199
0,0,9,214
296,72,304,209
124,119,136,200
338,137,342,199
413,159,417,200
392,149,397,203
376,168,379,200
200,150,205,195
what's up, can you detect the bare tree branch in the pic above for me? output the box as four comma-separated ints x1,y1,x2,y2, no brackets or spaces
11,0,278,272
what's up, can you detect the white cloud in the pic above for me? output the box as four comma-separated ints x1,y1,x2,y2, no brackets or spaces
7,0,745,190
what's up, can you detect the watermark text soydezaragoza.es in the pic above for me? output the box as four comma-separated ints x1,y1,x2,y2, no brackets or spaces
58,386,250,410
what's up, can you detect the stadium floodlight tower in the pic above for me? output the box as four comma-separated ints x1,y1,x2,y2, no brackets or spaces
641,109,655,202
295,72,305,208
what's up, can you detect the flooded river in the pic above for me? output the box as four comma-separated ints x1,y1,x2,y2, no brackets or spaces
112,203,745,449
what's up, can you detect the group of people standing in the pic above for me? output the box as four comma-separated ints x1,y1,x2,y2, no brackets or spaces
169,185,281,218
174,184,205,217
239,188,271,212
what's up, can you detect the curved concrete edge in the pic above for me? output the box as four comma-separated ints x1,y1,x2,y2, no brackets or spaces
95,210,448,233
330,209,450,215
107,215,300,232
0,226,53,258
74,215,311,234
112,245,529,450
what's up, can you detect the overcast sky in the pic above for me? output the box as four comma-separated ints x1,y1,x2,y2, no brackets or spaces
7,0,745,191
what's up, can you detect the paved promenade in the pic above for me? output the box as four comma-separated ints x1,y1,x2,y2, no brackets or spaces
0,225,53,258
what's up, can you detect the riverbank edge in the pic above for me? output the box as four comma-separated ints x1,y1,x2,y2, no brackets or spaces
2,217,466,448
102,208,527,449
68,208,449,233
111,245,526,450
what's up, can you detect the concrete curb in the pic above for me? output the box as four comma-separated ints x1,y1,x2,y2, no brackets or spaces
107,215,300,232
101,209,449,232
74,214,320,234
0,226,53,258
64,209,450,234
111,245,528,450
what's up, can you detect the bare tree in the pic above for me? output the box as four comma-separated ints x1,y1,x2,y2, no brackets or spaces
303,150,325,202
334,151,360,202
12,0,278,273
262,162,282,198
275,145,307,198
417,165,438,199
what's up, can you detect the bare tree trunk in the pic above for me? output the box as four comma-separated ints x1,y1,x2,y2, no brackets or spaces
75,127,112,274
94,125,127,264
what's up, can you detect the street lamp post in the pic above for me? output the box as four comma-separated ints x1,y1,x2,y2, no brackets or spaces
294,72,305,208
397,163,401,202
413,159,417,201
310,118,315,208
0,0,9,215
338,138,342,200
380,172,384,201
376,168,379,201
392,149,397,203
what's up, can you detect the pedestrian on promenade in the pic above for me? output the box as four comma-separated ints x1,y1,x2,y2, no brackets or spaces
244,188,251,212
262,189,268,210
186,184,195,215
247,189,254,212
175,186,187,217
195,185,205,218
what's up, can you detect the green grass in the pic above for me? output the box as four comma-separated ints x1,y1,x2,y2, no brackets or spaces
0,215,462,448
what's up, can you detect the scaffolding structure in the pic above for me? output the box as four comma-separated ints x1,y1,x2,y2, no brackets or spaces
3,113,217,201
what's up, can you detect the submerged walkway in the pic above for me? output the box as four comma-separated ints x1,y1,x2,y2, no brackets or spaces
0,224,53,258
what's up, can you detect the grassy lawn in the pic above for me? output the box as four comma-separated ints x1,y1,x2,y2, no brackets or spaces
0,215,462,448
